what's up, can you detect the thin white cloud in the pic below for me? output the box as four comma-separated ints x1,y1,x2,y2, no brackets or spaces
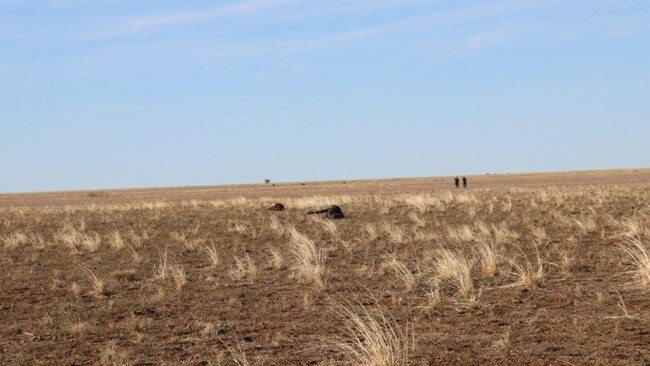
271,0,562,53
85,0,292,39
466,29,507,50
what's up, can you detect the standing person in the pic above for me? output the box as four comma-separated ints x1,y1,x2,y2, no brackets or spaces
454,177,460,188
462,176,468,188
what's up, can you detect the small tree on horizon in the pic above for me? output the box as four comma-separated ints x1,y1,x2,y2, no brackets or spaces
264,178,271,184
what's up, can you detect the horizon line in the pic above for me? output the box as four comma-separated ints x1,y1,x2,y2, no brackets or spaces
2,166,647,196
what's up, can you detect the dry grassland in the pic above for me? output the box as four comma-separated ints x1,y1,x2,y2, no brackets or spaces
1,170,649,365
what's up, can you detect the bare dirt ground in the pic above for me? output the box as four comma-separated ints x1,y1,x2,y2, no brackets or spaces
1,169,649,365
1,168,648,208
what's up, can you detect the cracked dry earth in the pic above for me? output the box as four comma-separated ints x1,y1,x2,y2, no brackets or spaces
1,171,649,365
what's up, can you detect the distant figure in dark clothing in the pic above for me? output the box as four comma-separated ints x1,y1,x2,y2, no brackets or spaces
462,176,468,188
454,177,460,188
307,205,345,219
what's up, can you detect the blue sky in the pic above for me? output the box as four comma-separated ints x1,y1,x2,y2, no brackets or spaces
1,0,649,193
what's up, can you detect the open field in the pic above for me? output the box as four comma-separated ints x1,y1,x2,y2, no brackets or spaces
1,169,649,365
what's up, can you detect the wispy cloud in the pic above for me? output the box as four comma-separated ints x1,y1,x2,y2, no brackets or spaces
262,0,562,54
466,29,507,50
84,0,292,39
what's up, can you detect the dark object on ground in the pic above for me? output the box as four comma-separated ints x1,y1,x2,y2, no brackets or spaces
454,177,460,188
462,176,468,188
268,203,285,211
307,205,345,219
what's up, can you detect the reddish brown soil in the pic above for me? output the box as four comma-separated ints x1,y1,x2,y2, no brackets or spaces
1,168,648,208
0,169,649,365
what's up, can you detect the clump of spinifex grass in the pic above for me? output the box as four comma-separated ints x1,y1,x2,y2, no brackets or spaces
108,230,125,251
476,237,499,277
57,225,101,253
383,257,417,293
574,215,598,234
154,250,170,280
80,267,107,298
268,245,285,270
620,238,650,288
1,231,28,249
505,244,544,291
381,223,405,245
619,218,647,239
433,248,474,296
171,265,186,290
269,215,284,235
326,301,410,366
288,227,326,290
446,225,474,242
221,337,252,366
202,242,220,268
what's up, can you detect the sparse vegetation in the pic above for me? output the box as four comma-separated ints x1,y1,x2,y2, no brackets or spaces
80,267,106,297
327,301,410,366
288,227,326,290
505,244,545,291
620,238,650,288
0,171,648,364
202,242,220,268
433,248,474,296
230,254,258,283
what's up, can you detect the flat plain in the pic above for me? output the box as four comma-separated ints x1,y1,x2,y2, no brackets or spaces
1,169,649,365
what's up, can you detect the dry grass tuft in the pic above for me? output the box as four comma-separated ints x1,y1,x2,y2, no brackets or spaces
326,301,410,366
222,338,252,366
476,237,499,277
382,223,405,245
70,282,82,297
433,249,474,296
171,265,187,290
70,321,91,336
80,267,106,297
58,226,101,253
268,245,285,270
620,218,647,239
80,232,102,253
202,242,220,268
199,322,215,337
2,231,28,249
418,280,442,311
446,225,474,242
288,227,326,290
108,230,125,251
385,257,417,293
407,212,426,228
365,224,379,242
492,331,511,354
556,245,575,273
269,215,284,235
530,227,547,241
492,223,519,245
574,216,598,234
127,245,142,265
99,341,129,366
154,250,170,280
620,238,650,288
505,244,544,291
